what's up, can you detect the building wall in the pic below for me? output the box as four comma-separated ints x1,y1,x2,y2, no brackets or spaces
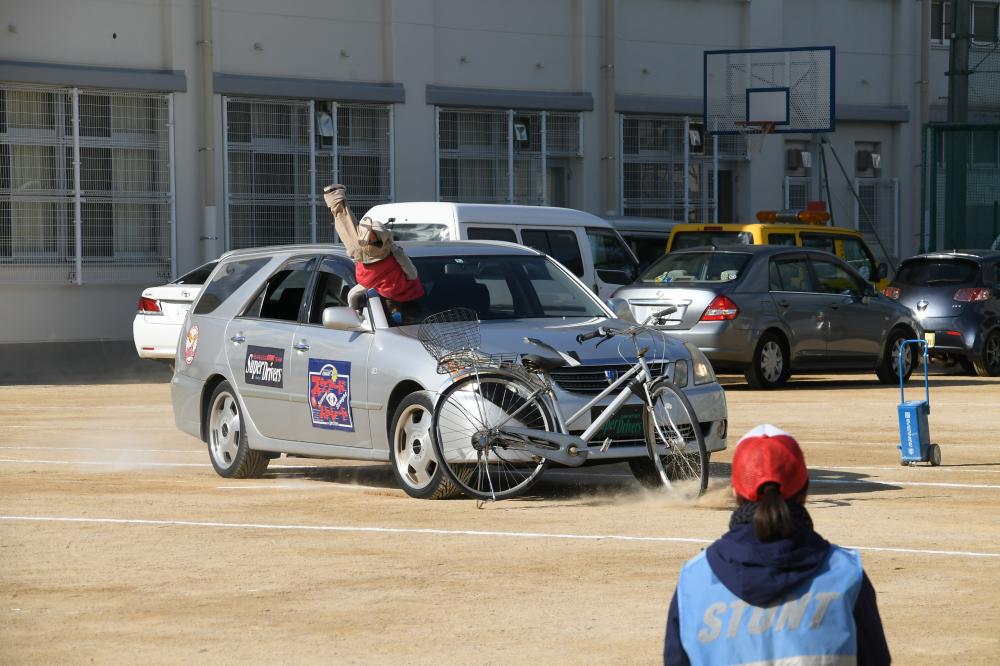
1,0,934,354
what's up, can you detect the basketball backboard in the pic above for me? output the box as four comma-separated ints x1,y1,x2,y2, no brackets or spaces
703,46,835,135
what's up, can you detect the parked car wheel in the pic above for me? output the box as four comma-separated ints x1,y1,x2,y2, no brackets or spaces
972,330,1000,377
876,329,915,385
206,381,270,478
389,391,463,499
745,332,789,389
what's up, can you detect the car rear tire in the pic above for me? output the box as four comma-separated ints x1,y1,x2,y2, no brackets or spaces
206,381,270,478
388,391,463,499
972,330,1000,377
876,329,915,385
745,333,789,389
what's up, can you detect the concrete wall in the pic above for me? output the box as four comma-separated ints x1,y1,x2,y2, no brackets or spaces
1,0,936,372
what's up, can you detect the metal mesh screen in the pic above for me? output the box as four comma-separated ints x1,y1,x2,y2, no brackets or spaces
225,97,392,249
704,47,835,135
437,108,580,205
925,124,1000,251
0,84,173,283
854,177,899,261
969,42,1000,112
784,176,813,209
620,114,735,222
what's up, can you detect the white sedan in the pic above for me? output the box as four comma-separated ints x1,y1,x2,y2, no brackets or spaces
133,262,217,360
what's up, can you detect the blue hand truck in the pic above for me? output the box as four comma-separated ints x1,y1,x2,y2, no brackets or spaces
896,339,942,466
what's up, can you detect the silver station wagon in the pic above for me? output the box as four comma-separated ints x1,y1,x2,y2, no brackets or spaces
171,241,728,498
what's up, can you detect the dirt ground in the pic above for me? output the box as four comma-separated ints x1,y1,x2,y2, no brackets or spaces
1,371,999,665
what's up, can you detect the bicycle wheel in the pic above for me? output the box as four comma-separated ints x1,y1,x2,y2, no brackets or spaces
641,379,709,497
432,370,553,501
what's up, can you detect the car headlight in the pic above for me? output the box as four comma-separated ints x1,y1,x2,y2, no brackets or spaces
670,359,689,388
684,342,717,385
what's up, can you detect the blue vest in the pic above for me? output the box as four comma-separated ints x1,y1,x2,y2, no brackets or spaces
677,545,862,666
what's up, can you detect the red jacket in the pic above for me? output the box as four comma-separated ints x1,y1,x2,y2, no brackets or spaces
355,255,424,302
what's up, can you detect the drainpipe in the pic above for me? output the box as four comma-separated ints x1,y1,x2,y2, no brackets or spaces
603,0,617,216
201,0,217,259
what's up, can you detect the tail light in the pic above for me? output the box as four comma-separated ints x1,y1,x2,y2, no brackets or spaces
700,294,739,321
138,296,162,315
953,288,991,302
883,286,901,299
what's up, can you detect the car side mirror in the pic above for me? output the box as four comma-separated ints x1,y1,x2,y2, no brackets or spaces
875,262,889,281
322,306,371,332
605,297,636,323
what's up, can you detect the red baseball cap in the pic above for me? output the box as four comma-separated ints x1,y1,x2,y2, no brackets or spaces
731,424,808,501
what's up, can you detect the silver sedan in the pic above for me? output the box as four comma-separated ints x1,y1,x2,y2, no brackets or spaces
171,241,728,498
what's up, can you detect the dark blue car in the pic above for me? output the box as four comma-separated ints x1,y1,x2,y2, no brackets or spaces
885,250,1000,376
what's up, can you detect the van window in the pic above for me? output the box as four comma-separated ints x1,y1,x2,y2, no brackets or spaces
839,237,877,281
192,257,269,315
767,233,797,247
586,227,640,284
467,226,517,243
390,224,451,241
520,229,585,277
801,233,836,255
671,230,753,250
242,257,317,322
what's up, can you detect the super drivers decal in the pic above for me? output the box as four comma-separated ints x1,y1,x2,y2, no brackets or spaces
244,346,285,388
307,359,354,431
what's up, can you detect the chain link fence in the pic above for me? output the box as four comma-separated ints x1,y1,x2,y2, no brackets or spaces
924,123,1000,251
224,97,392,250
0,83,173,283
619,114,744,222
969,42,1000,113
436,108,581,205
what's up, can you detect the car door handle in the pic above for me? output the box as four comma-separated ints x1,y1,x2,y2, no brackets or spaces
230,334,245,344
828,302,840,310
294,341,310,351
777,299,790,308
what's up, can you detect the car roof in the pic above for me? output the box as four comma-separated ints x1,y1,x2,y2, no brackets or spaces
605,216,680,234
669,244,811,256
367,201,615,229
217,240,543,261
903,250,1000,262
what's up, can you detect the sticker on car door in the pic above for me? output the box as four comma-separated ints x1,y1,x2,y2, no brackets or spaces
307,359,354,431
244,346,285,388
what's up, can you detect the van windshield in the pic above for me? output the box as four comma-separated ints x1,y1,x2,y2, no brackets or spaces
391,223,451,241
640,252,751,284
671,230,753,250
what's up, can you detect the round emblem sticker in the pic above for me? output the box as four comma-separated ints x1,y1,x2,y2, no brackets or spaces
183,324,199,365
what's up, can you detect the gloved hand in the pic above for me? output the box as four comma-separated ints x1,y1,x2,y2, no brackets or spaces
323,184,347,211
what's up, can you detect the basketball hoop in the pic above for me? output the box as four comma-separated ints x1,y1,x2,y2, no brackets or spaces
734,121,775,157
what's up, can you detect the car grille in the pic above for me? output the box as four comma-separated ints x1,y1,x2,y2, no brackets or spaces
550,361,667,394
571,421,712,449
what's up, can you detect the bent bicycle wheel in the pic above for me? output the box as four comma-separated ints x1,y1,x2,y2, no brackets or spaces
642,379,709,498
432,371,553,501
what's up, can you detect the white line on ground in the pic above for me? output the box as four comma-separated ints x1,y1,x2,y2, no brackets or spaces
1,515,997,559
216,483,374,491
0,446,201,454
814,479,1000,490
0,459,337,470
821,465,1000,474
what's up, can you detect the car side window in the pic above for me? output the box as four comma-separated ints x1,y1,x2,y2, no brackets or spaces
520,229,585,277
767,233,797,246
839,237,876,281
770,257,815,292
242,257,317,322
586,227,640,284
307,257,356,324
192,258,269,315
811,257,863,295
467,226,517,243
801,233,836,255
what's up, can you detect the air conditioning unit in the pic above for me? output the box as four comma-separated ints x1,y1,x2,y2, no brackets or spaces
688,122,705,156
785,150,812,171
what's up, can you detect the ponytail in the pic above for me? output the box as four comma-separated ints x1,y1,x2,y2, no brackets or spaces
751,483,794,541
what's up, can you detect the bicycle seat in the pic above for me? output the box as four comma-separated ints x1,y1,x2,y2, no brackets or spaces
521,354,566,373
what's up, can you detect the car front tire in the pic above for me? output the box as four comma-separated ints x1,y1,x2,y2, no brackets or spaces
745,332,789,389
206,381,270,478
389,391,462,499
973,330,1000,377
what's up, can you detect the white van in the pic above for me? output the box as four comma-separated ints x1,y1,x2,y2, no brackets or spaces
364,202,640,300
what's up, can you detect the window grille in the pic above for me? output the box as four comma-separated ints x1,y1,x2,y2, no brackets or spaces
224,97,392,249
784,176,813,209
0,84,173,283
436,107,581,205
854,177,899,262
620,114,743,222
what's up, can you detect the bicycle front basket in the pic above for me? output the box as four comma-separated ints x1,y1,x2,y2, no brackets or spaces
417,307,481,364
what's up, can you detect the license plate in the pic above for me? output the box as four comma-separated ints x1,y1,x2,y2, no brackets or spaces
591,405,644,439
924,332,936,348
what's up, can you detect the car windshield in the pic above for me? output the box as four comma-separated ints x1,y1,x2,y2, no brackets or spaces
671,230,753,250
639,252,751,284
390,223,451,241
894,258,980,286
384,254,606,326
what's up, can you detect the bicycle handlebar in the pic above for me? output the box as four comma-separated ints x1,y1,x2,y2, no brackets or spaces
575,306,677,345
575,328,608,344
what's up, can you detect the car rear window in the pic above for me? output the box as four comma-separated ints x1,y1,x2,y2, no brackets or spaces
671,230,753,250
173,261,218,285
894,258,980,286
192,258,270,315
640,252,751,284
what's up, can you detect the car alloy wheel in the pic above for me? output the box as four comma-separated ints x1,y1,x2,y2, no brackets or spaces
759,341,784,384
973,331,1000,377
891,338,913,378
205,381,269,478
393,402,438,491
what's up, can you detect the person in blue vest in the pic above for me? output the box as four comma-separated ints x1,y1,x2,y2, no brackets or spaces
664,424,891,665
